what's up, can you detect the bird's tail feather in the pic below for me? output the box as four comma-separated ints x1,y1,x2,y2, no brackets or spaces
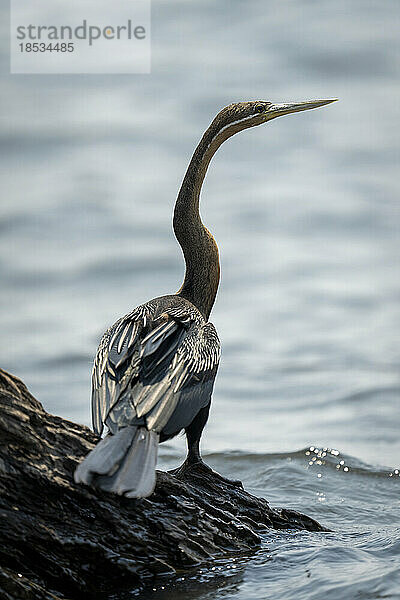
74,425,159,498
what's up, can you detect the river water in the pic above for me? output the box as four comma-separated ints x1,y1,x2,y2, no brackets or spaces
1,1,399,598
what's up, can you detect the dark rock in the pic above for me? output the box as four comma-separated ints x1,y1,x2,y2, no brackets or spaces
0,368,327,599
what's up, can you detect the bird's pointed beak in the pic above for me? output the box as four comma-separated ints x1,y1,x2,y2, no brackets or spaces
266,98,338,119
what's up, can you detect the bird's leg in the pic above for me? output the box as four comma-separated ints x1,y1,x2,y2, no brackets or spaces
170,405,242,488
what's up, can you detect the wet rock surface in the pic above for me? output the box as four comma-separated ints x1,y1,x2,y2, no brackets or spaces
0,368,327,599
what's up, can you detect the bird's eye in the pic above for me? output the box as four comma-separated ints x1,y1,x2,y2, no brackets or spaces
254,104,264,113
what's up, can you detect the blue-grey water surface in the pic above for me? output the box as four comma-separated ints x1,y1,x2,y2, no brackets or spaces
1,1,399,598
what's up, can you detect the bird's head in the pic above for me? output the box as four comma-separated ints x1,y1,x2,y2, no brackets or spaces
207,99,337,144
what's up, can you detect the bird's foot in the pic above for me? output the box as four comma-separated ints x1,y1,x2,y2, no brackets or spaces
169,458,243,488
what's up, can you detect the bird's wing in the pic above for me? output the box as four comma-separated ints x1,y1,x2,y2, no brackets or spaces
92,304,220,437
91,305,150,436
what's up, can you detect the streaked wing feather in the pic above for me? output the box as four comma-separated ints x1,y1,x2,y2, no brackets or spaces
92,302,220,438
91,307,146,435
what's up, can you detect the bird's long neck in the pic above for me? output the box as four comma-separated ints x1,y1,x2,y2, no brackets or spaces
173,124,226,320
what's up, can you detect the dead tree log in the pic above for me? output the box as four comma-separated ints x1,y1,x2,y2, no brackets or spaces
0,368,326,599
